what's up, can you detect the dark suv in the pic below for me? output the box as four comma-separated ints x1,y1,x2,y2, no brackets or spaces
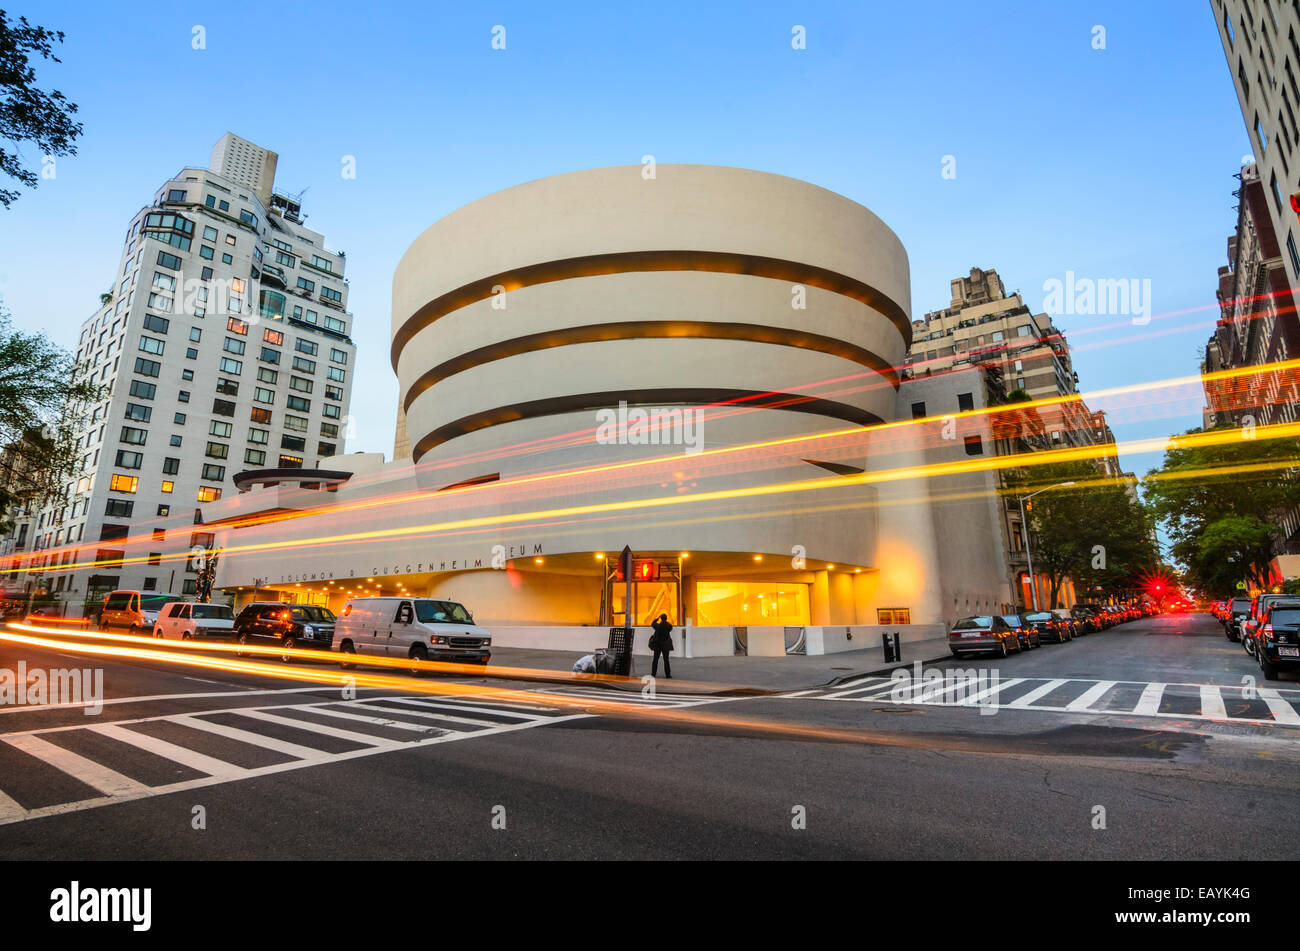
1256,600,1300,680
1223,597,1253,643
233,602,337,660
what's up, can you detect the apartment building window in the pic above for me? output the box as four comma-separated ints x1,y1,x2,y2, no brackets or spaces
877,608,911,624
289,376,313,393
221,253,232,265
325,385,343,401
173,412,186,425
199,245,215,260
279,455,303,468
115,450,143,469
129,380,156,400
283,415,307,432
156,251,182,271
182,579,198,595
281,435,306,452
189,327,202,342
216,379,238,396
320,423,339,438
120,426,147,445
162,457,179,474
248,428,269,445
178,390,190,402
139,335,164,355
254,387,275,404
264,328,284,345
310,255,333,272
296,277,315,293
133,355,159,379
327,366,345,383
257,367,278,384
169,434,182,446
296,339,319,356
219,357,243,374
318,442,336,457
166,189,186,202
209,421,233,438
276,251,296,267
124,402,151,422
197,486,222,503
329,348,347,364
203,226,217,240
292,356,316,373
273,239,292,253
287,396,311,412
161,481,174,493
205,441,229,459
1256,112,1269,151
109,474,138,493
963,436,983,456
223,337,246,355
250,407,272,424
259,347,281,364
105,499,134,518
186,347,198,359
182,369,194,381
321,288,342,305
322,404,341,419
957,392,975,412
1289,231,1300,277
157,505,170,516
227,317,249,335
245,449,266,466
143,314,169,334
212,398,236,417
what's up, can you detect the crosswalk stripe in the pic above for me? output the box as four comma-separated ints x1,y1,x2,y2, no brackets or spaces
1006,680,1067,709
1134,683,1166,716
1200,685,1228,720
0,788,27,822
1066,680,1117,711
1258,688,1300,724
832,681,901,699
832,677,888,691
384,698,541,723
231,708,396,746
953,678,1024,706
297,705,447,733
174,715,327,761
2,733,150,797
88,723,247,779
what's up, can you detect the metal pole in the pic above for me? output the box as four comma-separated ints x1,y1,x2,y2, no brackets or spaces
1020,495,1039,612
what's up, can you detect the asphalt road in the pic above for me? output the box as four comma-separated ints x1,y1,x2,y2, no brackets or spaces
0,611,1297,859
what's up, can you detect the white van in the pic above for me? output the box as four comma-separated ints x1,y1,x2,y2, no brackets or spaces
333,597,491,670
153,601,237,640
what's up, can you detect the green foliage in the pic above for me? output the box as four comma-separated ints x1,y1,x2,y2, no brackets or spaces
1142,425,1300,595
1006,460,1158,607
0,10,82,207
0,303,101,528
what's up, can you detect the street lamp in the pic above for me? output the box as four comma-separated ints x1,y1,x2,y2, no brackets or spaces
1018,481,1075,612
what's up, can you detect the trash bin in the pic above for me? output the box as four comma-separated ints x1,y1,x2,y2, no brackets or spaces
606,625,635,676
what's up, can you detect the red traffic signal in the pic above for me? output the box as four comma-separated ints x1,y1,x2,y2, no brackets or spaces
613,559,659,582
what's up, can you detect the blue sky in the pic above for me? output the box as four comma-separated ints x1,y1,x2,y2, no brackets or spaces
0,0,1248,481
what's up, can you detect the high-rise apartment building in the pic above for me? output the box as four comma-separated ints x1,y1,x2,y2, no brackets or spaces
1212,0,1300,291
4,134,356,611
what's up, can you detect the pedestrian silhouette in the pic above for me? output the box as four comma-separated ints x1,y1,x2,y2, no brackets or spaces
649,613,674,678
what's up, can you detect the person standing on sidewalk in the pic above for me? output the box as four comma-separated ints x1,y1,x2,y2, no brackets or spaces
649,614,674,678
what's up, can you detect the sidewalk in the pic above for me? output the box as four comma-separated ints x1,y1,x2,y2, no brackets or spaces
486,636,953,695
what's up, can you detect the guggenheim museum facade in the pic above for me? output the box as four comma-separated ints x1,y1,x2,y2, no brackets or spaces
208,165,1015,633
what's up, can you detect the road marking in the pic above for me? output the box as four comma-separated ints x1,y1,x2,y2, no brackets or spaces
1066,680,1117,712
2,733,150,797
0,685,333,716
88,723,247,779
230,708,395,746
291,705,446,734
1134,683,1166,716
0,788,26,822
953,677,1025,706
1258,688,1300,725
384,698,543,723
832,676,889,691
1200,685,1228,720
174,715,328,761
1006,680,1067,709
829,680,900,699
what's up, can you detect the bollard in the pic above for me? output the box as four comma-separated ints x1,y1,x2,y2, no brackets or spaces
891,631,901,662
881,631,898,664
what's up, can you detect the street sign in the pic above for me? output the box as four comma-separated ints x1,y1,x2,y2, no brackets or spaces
1236,581,1248,590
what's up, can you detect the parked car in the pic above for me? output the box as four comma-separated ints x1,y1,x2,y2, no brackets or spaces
1070,604,1103,632
1223,596,1253,642
949,615,1020,658
153,601,236,640
1001,613,1041,650
1256,599,1300,680
233,602,337,659
1023,610,1071,643
333,596,491,672
1242,593,1290,658
100,590,185,634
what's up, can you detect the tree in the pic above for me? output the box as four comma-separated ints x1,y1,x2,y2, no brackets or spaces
1006,460,1158,607
0,10,83,208
1143,425,1300,595
0,303,100,529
